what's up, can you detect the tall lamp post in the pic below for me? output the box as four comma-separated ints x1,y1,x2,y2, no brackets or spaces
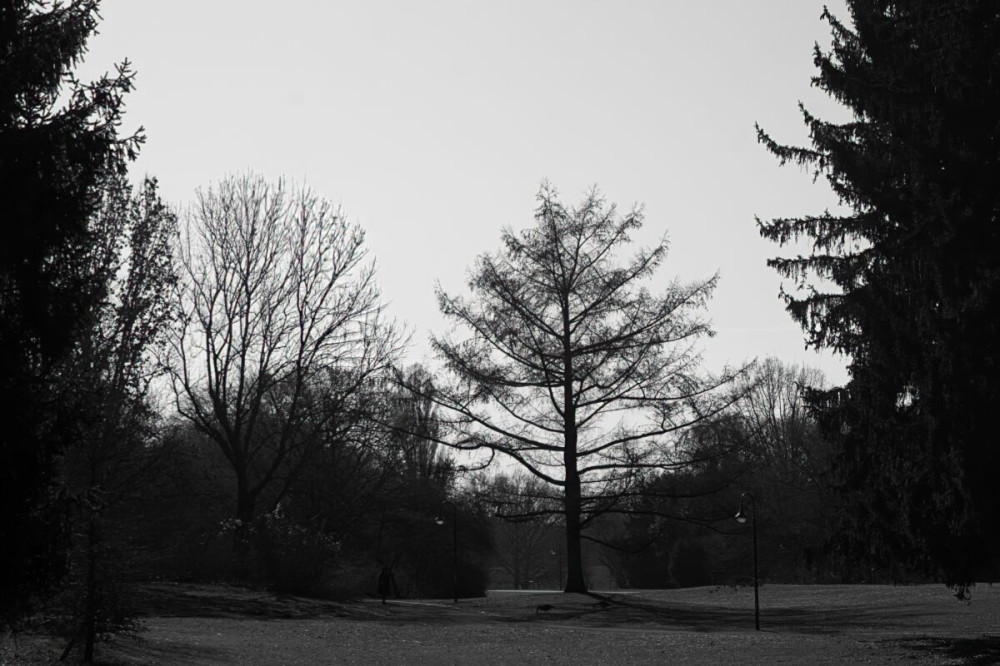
435,500,458,603
734,491,760,631
550,549,563,591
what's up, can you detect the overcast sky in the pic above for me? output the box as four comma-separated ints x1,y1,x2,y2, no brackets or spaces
80,0,852,384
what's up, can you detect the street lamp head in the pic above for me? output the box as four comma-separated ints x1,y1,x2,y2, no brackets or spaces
434,516,445,526
735,491,753,524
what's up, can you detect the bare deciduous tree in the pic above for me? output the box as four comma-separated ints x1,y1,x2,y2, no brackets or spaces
738,357,827,480
473,471,560,589
420,184,744,592
390,365,452,483
733,358,837,576
167,173,400,549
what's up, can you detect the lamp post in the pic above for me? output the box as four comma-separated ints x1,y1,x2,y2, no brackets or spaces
734,491,760,631
435,500,458,603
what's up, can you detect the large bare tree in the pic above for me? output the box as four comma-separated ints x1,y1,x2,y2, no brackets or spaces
167,173,400,548
422,184,743,592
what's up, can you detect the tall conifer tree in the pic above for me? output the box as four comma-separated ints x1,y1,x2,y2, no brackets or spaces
757,2,1000,587
0,0,141,623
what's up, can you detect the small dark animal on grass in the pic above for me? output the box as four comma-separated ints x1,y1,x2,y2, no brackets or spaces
536,604,554,613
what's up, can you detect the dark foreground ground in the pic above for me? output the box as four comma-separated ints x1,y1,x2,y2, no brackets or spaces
4,583,999,664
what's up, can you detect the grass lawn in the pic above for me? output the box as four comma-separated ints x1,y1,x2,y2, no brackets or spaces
5,583,999,664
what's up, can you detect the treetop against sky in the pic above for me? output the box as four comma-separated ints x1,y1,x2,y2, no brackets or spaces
77,0,852,382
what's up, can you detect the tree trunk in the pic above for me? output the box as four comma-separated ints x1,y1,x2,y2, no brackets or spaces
563,444,587,592
83,516,97,663
233,475,256,553
563,470,587,592
562,315,587,594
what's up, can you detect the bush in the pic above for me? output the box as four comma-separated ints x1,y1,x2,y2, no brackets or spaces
669,539,712,588
256,505,341,596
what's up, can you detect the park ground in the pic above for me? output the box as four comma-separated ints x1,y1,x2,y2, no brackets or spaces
4,583,1000,665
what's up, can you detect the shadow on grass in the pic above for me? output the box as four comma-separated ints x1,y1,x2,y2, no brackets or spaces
571,591,938,636
137,583,352,621
892,635,1000,665
108,636,235,666
135,583,950,638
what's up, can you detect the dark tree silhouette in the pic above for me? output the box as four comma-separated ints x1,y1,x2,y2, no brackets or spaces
423,184,742,593
167,174,401,552
729,359,838,582
390,366,452,484
0,0,142,627
757,2,1000,588
58,176,176,662
473,471,561,589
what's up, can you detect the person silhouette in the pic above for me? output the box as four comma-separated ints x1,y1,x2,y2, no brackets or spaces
377,566,392,605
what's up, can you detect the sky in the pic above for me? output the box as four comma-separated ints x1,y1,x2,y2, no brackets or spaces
79,0,853,384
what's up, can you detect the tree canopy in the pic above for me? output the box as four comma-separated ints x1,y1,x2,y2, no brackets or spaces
757,1,1000,587
168,173,402,550
0,0,142,626
423,184,742,592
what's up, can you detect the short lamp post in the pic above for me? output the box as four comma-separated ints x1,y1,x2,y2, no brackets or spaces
435,500,458,603
734,491,760,631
